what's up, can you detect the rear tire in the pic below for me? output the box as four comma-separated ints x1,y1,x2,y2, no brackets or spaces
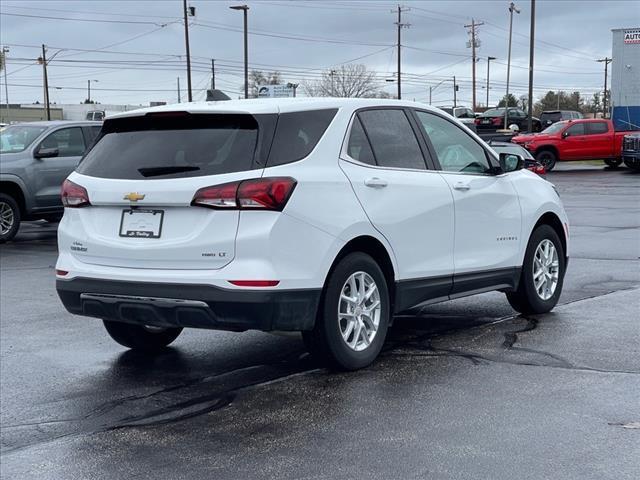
0,193,20,244
507,224,565,314
535,149,557,171
604,158,622,169
103,320,182,352
302,252,390,371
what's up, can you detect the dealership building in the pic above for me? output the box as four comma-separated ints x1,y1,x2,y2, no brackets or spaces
611,28,640,130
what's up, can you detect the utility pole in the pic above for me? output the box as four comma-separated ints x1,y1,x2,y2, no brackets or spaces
597,57,612,118
527,0,536,132
503,2,520,130
41,44,50,121
182,0,194,102
486,56,496,108
429,86,432,105
177,77,181,103
464,19,484,111
453,75,457,107
1,46,9,108
329,69,336,96
394,5,410,100
211,59,216,90
230,5,249,99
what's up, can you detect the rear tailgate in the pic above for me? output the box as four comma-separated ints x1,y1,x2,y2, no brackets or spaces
62,111,276,270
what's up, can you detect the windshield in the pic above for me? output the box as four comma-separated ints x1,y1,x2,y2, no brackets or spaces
482,108,505,116
541,121,568,134
0,125,47,154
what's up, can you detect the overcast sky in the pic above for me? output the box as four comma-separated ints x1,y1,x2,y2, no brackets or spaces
0,0,633,108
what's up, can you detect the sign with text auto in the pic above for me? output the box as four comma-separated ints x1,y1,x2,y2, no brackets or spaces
623,29,640,44
257,85,294,98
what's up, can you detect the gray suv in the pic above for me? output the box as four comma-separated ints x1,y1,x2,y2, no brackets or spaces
0,121,102,242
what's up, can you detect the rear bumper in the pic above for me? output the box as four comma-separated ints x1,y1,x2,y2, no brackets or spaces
57,277,321,332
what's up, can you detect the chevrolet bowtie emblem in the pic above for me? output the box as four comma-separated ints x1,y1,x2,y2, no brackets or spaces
124,192,145,202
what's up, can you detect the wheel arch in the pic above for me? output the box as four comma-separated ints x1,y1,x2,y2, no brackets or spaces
534,144,559,160
533,211,567,259
0,181,26,216
324,235,397,313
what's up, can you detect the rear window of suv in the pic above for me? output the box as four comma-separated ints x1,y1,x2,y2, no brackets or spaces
77,113,274,180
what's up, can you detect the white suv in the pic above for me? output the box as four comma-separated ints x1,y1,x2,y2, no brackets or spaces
56,99,569,370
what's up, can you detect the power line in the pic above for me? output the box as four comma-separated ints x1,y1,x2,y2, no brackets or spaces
0,12,169,26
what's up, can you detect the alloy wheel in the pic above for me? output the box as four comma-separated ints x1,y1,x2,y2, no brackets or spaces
533,239,560,300
0,201,15,236
338,271,381,352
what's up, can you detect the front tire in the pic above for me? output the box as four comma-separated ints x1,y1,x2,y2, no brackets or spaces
303,252,390,370
0,193,20,244
103,320,182,352
535,149,557,171
507,224,565,314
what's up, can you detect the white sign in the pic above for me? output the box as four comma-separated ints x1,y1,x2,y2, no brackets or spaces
257,85,294,98
624,29,640,44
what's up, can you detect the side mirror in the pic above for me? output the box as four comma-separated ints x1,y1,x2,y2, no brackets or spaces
499,152,524,173
561,131,569,139
34,147,59,159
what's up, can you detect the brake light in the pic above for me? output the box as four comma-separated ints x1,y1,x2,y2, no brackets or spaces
55,269,69,276
228,280,280,287
192,177,297,211
61,179,91,208
492,117,503,125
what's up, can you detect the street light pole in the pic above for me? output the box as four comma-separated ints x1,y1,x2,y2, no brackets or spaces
526,0,536,132
87,79,98,104
230,5,249,99
486,56,496,108
504,2,520,130
41,44,50,121
1,46,9,108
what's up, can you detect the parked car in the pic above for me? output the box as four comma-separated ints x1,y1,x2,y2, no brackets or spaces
438,106,477,132
488,140,546,175
622,132,640,171
0,120,102,242
56,99,569,371
539,110,583,129
475,107,542,133
511,118,630,171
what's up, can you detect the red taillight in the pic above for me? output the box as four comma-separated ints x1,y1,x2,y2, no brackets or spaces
474,118,480,125
492,117,503,125
61,179,90,208
55,269,69,276
228,280,280,287
192,177,297,211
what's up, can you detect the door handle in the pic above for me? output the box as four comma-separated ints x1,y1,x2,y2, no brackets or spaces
364,177,388,188
453,181,471,191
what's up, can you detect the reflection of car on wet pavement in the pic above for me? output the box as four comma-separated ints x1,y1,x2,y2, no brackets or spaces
55,98,568,371
0,121,102,243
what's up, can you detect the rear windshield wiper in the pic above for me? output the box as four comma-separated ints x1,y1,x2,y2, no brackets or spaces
137,166,201,177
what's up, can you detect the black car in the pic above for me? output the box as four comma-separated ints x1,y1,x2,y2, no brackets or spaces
622,133,640,171
539,110,583,129
475,107,542,133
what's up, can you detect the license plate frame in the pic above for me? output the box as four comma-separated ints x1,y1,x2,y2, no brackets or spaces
119,209,164,239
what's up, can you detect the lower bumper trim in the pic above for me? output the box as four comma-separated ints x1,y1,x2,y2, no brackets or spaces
58,278,321,332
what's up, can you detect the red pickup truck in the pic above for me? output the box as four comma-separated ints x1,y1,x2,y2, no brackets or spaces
511,119,630,171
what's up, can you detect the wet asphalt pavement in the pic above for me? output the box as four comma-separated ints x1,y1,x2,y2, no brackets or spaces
1,165,639,480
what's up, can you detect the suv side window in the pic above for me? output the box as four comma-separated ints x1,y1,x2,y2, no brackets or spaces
267,109,337,167
358,109,426,170
414,110,491,174
587,122,609,135
40,127,86,157
347,116,376,165
565,123,585,136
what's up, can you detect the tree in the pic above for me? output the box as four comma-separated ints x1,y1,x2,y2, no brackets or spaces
497,93,519,108
242,70,282,98
303,64,386,98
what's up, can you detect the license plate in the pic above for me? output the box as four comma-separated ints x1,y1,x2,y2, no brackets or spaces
119,209,164,238
482,119,491,124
